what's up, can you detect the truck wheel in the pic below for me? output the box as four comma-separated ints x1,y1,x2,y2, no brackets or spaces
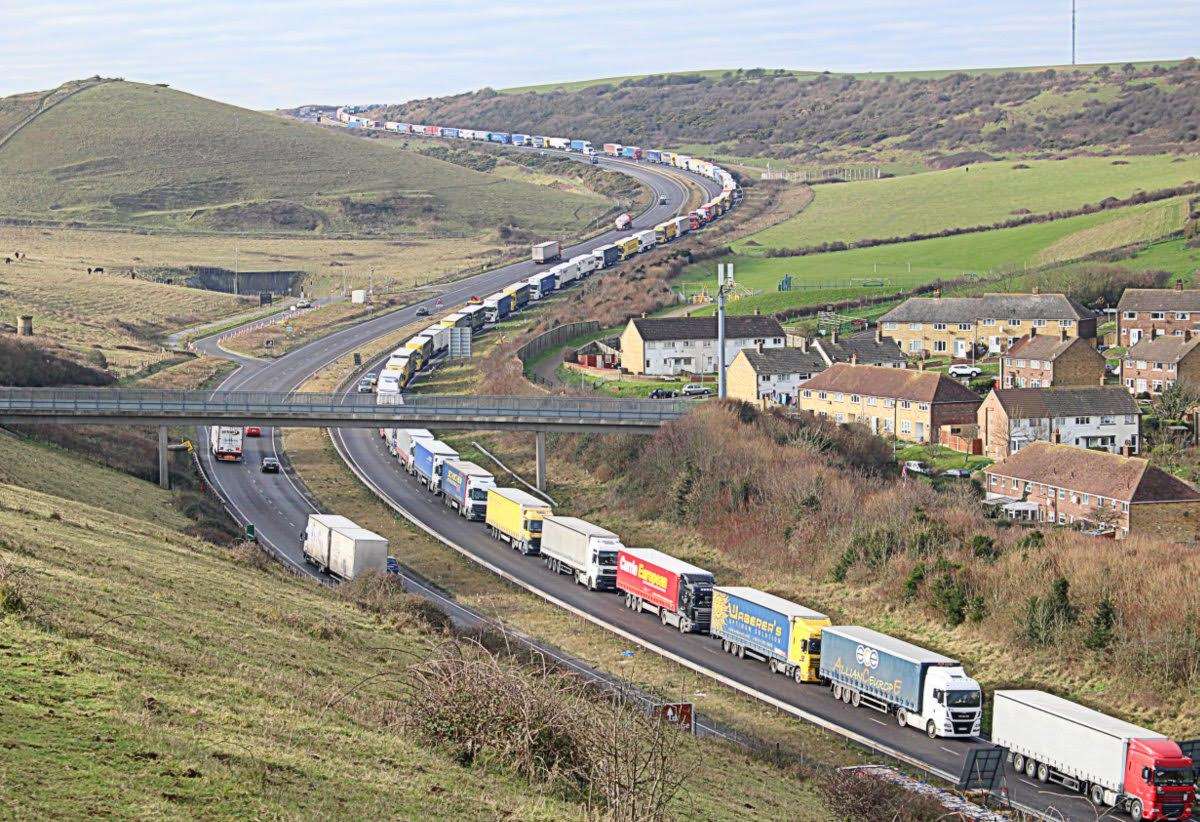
793,668,806,685
678,619,689,634
1012,754,1025,774
660,610,670,627
736,644,745,659
850,691,861,708
896,709,908,728
1089,783,1105,806
1025,757,1038,778
832,684,843,701
721,639,730,653
1036,763,1049,783
926,720,937,739
841,688,853,705
1129,799,1143,822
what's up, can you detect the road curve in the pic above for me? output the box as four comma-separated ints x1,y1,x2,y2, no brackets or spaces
196,153,1093,821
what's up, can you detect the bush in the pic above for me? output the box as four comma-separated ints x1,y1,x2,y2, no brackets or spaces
970,534,999,561
1085,597,1117,651
0,559,29,615
1024,576,1079,645
931,572,969,626
817,768,949,821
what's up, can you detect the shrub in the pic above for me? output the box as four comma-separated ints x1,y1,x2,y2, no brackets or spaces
0,559,29,615
1084,597,1118,651
903,562,927,600
817,768,949,821
930,572,969,626
1024,576,1079,645
970,534,999,561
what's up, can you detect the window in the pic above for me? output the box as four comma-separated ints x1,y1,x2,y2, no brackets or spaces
933,323,947,331
1081,493,1090,505
1016,359,1027,368
1123,502,1130,512
1168,363,1177,373
918,403,929,411
1126,378,1134,388
1029,360,1041,369
883,398,895,408
1059,320,1073,328
934,340,947,353
834,392,844,401
958,323,972,331
1011,478,1019,489
1058,489,1066,499
990,476,999,486
1032,319,1046,327
1179,312,1191,320
1058,513,1067,524
1101,416,1114,425
1124,415,1135,424
1075,417,1089,425
835,413,845,423
900,400,912,409
883,322,898,330
1137,361,1147,369
1151,312,1165,320
850,394,860,403
983,318,996,326
817,391,827,400
1123,311,1137,320
802,389,812,398
867,396,877,406
1004,357,1013,366
900,420,912,434
908,341,921,352
1174,330,1184,337
1024,482,1033,491
908,323,922,331
1155,362,1165,370
1153,380,1163,391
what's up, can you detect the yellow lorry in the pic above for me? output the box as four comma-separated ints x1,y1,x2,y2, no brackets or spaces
617,235,641,260
654,220,678,244
710,586,831,684
484,487,552,555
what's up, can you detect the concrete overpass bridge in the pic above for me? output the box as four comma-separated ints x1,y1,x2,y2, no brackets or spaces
0,387,688,488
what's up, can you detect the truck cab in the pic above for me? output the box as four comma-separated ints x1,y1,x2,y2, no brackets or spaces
677,575,713,632
1121,739,1194,821
909,665,982,738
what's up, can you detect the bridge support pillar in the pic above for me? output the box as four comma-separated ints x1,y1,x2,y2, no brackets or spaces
157,426,170,490
535,430,547,491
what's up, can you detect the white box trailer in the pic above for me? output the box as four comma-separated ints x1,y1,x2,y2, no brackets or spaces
422,324,450,353
393,427,434,466
532,240,562,263
569,253,599,277
540,515,623,591
634,229,656,252
302,514,388,580
992,690,1195,816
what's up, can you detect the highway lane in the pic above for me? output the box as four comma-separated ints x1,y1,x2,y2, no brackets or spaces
194,151,1102,819
196,153,720,574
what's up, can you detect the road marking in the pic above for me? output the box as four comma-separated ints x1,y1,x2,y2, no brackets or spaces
939,746,958,755
869,717,888,726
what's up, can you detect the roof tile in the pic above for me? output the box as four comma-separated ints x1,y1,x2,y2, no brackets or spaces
801,363,981,404
986,442,1200,503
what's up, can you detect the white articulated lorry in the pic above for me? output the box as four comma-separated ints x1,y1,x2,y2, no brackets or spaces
993,690,1195,820
302,514,388,580
818,625,982,739
539,515,622,591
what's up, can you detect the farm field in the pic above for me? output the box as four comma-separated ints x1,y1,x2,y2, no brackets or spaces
737,155,1200,252
0,80,613,238
679,197,1189,317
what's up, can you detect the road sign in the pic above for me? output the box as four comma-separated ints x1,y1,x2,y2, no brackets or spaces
652,702,694,734
958,745,1005,791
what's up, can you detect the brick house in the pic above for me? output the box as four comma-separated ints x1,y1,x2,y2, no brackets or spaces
1116,281,1200,346
879,293,1095,358
797,363,981,444
977,387,1141,461
1121,333,1200,396
619,315,785,376
1000,331,1106,388
983,442,1200,539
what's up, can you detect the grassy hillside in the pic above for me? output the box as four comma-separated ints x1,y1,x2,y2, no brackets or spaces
0,80,612,237
738,155,1200,252
384,60,1199,157
680,197,1189,316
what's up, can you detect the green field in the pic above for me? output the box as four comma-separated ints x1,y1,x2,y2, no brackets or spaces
499,60,1182,94
0,80,612,237
738,155,1200,252
680,198,1189,316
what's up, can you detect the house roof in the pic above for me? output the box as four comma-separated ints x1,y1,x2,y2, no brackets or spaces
1005,333,1098,362
985,442,1200,504
738,346,827,376
989,387,1140,419
630,315,784,342
800,363,981,404
1125,333,1200,364
819,330,907,366
1117,287,1200,313
880,293,1090,324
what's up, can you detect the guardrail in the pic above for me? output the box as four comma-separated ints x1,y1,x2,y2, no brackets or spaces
0,388,687,432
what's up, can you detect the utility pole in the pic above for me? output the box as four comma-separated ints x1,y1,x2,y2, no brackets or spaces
1071,0,1077,65
716,263,735,399
233,242,240,297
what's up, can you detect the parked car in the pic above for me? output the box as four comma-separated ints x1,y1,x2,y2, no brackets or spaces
903,460,931,475
292,299,312,310
415,306,431,317
681,384,712,397
943,467,972,478
244,425,262,438
947,364,982,378
260,456,281,474
1106,363,1120,375
648,388,678,399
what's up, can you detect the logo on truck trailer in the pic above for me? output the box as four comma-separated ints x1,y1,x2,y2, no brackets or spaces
618,555,668,591
832,657,902,695
856,645,879,669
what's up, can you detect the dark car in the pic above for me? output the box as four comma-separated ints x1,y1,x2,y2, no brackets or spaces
648,388,678,399
943,467,973,478
386,556,401,575
415,306,431,317
260,456,281,474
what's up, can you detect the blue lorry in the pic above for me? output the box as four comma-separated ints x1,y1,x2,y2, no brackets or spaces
412,439,460,493
441,460,496,521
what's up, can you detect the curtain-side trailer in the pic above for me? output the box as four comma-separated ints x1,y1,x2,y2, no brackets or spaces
710,587,830,684
616,548,713,633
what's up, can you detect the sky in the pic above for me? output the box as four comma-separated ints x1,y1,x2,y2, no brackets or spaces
3,0,1197,108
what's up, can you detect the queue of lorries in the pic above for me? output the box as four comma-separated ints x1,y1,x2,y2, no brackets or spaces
296,112,1196,819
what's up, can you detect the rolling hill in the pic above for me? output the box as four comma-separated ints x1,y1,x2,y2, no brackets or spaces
0,80,613,237
379,59,1199,157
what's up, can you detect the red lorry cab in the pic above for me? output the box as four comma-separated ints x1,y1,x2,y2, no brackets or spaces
1125,738,1194,820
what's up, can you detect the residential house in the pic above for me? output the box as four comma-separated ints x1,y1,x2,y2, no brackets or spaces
983,442,1200,539
977,387,1140,461
879,293,1094,358
797,363,981,444
619,315,785,376
728,329,906,405
1121,333,1200,395
1000,330,1106,388
1116,281,1200,346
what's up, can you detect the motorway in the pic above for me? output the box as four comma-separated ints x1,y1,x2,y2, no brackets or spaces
195,153,1104,821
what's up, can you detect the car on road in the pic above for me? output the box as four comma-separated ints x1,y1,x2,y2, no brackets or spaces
947,364,982,378
648,388,678,399
260,456,281,474
357,379,374,393
903,460,932,475
942,467,972,478
415,306,431,316
681,383,712,397
386,556,400,575
292,299,312,310
244,425,262,438
659,194,669,205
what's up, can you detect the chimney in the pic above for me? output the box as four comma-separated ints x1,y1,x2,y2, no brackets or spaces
1052,429,1061,444
875,324,883,343
1060,328,1068,342
755,341,764,354
850,352,859,365
1029,326,1037,337
830,328,839,344
16,315,33,336
799,337,809,353
1176,279,1184,291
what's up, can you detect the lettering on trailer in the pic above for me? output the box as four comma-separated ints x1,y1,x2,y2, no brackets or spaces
720,599,784,639
831,657,904,696
618,555,669,592
443,472,463,495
